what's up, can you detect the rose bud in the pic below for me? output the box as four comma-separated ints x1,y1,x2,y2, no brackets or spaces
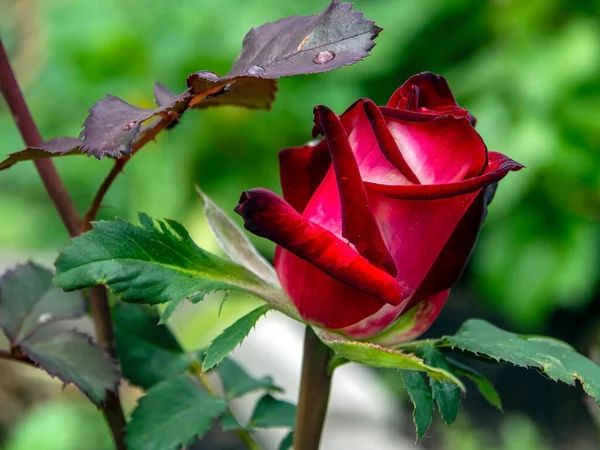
235,72,523,345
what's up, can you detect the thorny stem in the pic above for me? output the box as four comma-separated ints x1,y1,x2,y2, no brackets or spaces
0,38,127,450
294,326,334,450
190,362,261,450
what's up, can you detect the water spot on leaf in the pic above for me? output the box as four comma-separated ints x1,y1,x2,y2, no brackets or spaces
313,50,335,65
245,65,266,75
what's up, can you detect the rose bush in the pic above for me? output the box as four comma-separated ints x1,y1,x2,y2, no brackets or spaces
235,72,523,344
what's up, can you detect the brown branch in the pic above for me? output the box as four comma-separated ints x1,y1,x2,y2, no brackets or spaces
0,37,127,449
0,348,35,366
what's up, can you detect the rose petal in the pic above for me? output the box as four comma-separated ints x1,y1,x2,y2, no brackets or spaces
314,105,397,275
381,114,488,185
279,140,330,214
387,72,458,110
365,151,524,200
361,99,420,184
275,247,395,329
234,188,407,306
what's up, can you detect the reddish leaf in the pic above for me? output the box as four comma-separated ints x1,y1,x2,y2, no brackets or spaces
80,92,191,160
0,137,82,171
186,0,381,110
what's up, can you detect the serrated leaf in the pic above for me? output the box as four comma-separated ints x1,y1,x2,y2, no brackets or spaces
203,305,271,371
0,262,84,344
186,1,380,111
216,357,282,398
54,213,287,315
400,370,433,440
196,187,279,286
20,326,119,405
227,0,381,78
422,347,461,426
316,331,465,390
126,375,228,450
80,92,191,160
448,358,503,412
113,303,196,389
0,137,83,171
444,319,600,406
279,431,294,450
248,394,296,428
186,73,278,110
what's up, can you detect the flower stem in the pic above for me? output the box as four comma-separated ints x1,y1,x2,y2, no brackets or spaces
0,38,127,450
294,326,334,450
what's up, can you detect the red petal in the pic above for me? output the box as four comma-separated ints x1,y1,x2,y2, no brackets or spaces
234,188,406,306
365,152,524,200
275,247,395,329
314,105,397,276
387,72,458,110
279,140,330,214
361,99,421,185
381,114,488,185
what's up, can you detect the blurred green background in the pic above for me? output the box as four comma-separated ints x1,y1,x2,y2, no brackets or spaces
1,0,599,449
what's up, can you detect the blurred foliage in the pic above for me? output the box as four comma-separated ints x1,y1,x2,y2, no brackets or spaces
1,0,599,447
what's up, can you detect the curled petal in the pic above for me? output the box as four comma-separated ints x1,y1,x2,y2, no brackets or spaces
361,99,420,184
279,140,331,214
365,152,524,200
234,188,407,306
387,72,458,110
314,105,397,276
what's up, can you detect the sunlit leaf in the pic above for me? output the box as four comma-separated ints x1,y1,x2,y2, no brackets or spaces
54,213,286,317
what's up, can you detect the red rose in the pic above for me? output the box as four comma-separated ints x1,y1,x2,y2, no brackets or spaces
235,73,523,344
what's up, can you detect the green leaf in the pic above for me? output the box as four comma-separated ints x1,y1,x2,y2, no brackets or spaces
422,347,461,426
216,357,282,398
220,412,247,432
21,326,119,406
444,319,600,406
448,358,503,412
113,303,196,389
248,394,296,428
196,187,279,286
203,305,271,371
0,263,84,344
400,370,433,440
316,331,465,391
54,213,286,316
126,375,228,450
279,431,294,450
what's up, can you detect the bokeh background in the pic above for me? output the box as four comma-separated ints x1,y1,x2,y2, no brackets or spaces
1,0,600,448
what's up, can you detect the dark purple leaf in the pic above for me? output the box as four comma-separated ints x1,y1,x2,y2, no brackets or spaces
153,82,180,107
227,0,382,78
80,92,191,160
0,137,83,171
186,0,380,110
186,74,277,110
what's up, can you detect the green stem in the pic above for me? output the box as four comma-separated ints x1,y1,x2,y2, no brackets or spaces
294,326,334,450
0,37,127,450
393,338,448,352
